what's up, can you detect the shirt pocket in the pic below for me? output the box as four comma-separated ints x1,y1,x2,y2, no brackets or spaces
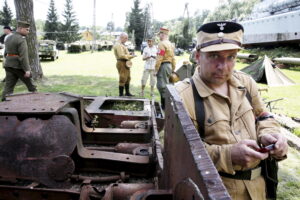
204,113,232,145
234,102,256,140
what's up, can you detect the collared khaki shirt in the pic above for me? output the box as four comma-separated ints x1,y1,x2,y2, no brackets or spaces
155,40,176,72
4,32,30,72
113,42,134,61
175,69,281,200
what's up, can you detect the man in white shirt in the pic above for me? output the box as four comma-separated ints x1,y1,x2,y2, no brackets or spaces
140,38,157,97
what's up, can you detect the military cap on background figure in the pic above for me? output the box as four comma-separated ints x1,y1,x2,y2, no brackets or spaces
17,20,30,28
158,27,169,35
196,21,244,52
3,26,12,31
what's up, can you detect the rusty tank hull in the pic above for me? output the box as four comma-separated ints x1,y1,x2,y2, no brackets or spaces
0,91,230,199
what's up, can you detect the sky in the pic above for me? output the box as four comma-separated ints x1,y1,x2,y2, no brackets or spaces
3,0,221,28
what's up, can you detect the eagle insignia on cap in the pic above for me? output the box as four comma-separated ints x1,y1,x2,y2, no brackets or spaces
217,23,226,31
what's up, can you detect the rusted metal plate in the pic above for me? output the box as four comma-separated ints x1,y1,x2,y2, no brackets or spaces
130,189,173,200
161,85,231,200
0,92,79,114
174,178,204,200
85,96,151,117
82,128,151,145
0,115,78,187
0,186,82,200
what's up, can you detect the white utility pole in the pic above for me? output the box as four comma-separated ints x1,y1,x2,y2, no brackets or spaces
92,0,96,53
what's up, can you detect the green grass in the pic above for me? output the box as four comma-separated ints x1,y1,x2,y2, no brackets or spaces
1,49,300,198
277,147,300,200
0,50,189,100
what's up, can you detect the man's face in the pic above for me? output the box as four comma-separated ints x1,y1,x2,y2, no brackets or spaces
147,40,153,47
19,27,30,36
3,29,11,35
197,49,238,88
120,35,128,44
159,33,166,41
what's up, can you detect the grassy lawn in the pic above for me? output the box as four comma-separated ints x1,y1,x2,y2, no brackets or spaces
1,49,300,198
0,50,189,99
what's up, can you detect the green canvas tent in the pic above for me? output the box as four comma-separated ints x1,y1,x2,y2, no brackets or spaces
241,55,295,87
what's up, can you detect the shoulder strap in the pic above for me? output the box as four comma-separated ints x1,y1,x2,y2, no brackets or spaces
190,78,205,139
245,89,252,105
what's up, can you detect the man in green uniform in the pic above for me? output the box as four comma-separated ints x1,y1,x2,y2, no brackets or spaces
1,20,37,101
155,27,176,109
113,32,136,96
175,21,288,199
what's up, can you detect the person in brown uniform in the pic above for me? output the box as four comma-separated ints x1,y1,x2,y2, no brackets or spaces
1,21,37,101
175,21,288,199
113,32,136,96
155,27,176,109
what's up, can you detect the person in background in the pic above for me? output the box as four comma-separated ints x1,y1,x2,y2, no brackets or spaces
140,38,157,97
113,32,136,96
155,27,176,109
175,21,288,199
1,26,13,81
1,21,37,101
0,26,13,44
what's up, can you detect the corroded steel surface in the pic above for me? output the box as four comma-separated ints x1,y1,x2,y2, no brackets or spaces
162,85,231,200
0,92,78,114
0,115,78,187
85,96,151,117
0,92,229,199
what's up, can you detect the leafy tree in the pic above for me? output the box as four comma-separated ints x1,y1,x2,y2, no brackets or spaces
0,0,13,26
205,0,258,22
193,9,210,31
14,0,43,79
126,0,144,49
59,0,80,43
44,0,59,41
142,5,152,40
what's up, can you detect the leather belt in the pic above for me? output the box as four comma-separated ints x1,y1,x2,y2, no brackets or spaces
117,59,127,62
7,54,19,57
219,167,261,180
162,61,171,64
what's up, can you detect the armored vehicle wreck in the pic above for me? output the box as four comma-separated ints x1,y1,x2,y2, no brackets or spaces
0,89,230,199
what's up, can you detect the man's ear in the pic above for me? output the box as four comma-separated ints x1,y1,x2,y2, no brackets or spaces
195,50,201,64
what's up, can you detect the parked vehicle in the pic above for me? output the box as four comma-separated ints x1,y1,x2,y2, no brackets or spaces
38,40,59,61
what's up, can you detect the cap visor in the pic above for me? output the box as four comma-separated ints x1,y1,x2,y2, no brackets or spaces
200,43,242,52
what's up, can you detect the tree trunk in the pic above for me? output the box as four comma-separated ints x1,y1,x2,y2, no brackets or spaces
14,0,43,79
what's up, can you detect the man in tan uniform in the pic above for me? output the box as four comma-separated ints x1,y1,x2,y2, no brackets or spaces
1,21,37,101
175,21,288,199
155,27,176,109
113,32,136,96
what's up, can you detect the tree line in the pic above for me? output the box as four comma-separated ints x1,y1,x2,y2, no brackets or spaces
126,0,258,50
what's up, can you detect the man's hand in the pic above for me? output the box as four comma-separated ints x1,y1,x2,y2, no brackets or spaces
231,139,269,168
260,133,288,159
24,71,31,78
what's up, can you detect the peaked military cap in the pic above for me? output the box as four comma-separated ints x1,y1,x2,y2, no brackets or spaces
196,21,244,52
158,27,169,35
17,20,30,28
